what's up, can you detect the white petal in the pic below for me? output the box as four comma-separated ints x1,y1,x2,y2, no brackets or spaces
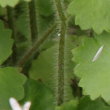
9,97,22,110
92,45,104,62
22,101,31,110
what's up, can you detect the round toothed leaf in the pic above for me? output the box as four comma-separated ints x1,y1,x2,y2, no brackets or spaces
0,67,27,110
67,0,110,34
72,33,110,103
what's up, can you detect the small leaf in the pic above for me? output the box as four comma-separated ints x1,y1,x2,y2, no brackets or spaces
0,20,13,64
21,79,55,110
0,67,27,110
29,45,56,87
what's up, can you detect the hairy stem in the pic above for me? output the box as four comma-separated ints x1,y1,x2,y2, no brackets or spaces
7,7,17,65
29,0,38,42
17,23,56,67
54,0,66,105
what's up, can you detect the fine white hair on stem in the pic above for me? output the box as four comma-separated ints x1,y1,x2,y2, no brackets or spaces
22,102,31,110
9,97,22,110
9,97,31,110
92,45,104,62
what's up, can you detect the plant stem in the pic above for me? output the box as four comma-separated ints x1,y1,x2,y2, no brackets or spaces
29,0,38,42
54,0,66,105
7,7,17,65
17,23,56,67
23,2,32,46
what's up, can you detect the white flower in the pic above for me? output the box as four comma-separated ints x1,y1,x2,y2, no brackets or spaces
9,97,31,110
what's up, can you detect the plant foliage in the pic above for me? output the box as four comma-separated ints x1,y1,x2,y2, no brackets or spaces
0,0,110,110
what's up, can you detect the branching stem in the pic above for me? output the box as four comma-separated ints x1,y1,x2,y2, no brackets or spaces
17,23,56,67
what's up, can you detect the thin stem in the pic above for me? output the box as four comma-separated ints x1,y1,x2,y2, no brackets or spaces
29,0,38,42
54,0,66,105
7,7,17,65
23,2,32,46
17,23,56,67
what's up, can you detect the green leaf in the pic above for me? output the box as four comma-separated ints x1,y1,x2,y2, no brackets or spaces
0,7,6,16
21,79,55,110
67,0,110,34
0,0,19,7
57,96,110,110
15,2,31,45
37,0,54,35
0,20,13,64
29,45,57,89
72,33,110,103
77,96,110,110
38,15,54,35
37,0,54,16
0,0,31,7
0,67,27,110
56,99,78,110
